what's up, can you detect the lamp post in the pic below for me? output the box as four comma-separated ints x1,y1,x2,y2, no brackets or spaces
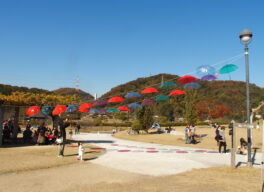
239,29,253,166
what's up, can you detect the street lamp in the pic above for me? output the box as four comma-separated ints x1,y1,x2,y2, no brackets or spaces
239,29,253,166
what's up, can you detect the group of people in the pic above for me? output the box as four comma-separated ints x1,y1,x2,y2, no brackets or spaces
2,119,21,144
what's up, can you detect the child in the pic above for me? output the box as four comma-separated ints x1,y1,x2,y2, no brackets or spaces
77,142,84,161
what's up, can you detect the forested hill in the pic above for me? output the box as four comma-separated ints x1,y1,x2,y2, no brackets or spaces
53,88,94,101
101,73,264,113
0,84,94,102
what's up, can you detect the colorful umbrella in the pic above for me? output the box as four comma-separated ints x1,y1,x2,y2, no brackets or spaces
117,106,130,111
124,92,142,98
201,74,217,81
41,106,54,116
155,95,170,101
196,65,215,77
219,64,238,74
107,108,119,113
184,82,202,89
128,103,143,109
169,90,186,96
160,81,177,89
80,103,93,109
79,107,89,113
108,96,125,103
142,99,156,105
66,104,79,112
52,105,67,115
93,100,108,106
26,106,41,116
89,108,100,114
99,108,107,114
178,75,197,84
141,87,158,94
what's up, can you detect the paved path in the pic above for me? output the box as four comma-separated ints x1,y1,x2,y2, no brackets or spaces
72,133,262,176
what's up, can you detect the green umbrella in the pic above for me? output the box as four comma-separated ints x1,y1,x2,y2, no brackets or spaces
107,108,119,113
41,106,54,116
219,64,238,74
155,95,170,101
160,81,177,89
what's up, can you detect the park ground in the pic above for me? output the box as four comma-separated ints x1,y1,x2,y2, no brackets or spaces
0,125,263,192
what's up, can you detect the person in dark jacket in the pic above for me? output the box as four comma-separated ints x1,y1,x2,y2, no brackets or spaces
58,118,70,157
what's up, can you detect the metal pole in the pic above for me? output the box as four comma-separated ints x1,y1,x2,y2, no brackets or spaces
245,43,252,166
231,125,236,168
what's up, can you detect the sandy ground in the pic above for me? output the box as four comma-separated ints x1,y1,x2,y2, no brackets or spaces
114,125,263,150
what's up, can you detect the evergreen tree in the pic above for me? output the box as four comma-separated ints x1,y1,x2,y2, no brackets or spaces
136,106,154,133
184,90,198,126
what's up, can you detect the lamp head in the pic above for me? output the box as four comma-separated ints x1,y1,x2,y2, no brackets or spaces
239,29,253,44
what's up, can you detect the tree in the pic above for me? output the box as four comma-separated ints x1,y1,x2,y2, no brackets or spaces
136,106,154,133
184,90,198,126
159,103,175,122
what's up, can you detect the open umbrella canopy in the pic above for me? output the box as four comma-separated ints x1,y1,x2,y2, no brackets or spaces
41,106,54,116
155,95,170,101
196,65,215,77
128,103,142,109
124,92,142,98
219,64,238,74
169,90,186,96
78,107,89,113
99,108,107,114
107,108,119,113
29,111,46,119
142,99,156,105
178,75,197,84
184,82,202,89
80,103,93,109
117,106,130,111
141,87,158,94
89,108,100,114
26,106,41,116
66,104,79,112
160,81,177,89
108,96,125,103
52,105,67,115
201,74,217,81
93,100,108,106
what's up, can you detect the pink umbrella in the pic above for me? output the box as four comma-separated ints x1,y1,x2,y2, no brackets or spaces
178,75,197,84
169,90,186,96
108,97,125,103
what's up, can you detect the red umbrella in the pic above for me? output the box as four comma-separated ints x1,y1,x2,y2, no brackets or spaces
169,90,186,96
141,87,158,94
80,103,94,109
108,96,125,103
52,105,67,115
178,75,197,84
117,106,130,111
26,106,40,116
78,107,89,113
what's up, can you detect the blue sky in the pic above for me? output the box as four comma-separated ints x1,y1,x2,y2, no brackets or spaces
0,0,263,96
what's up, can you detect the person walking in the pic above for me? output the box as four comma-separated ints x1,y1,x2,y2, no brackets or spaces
58,118,70,157
218,126,227,153
77,142,84,161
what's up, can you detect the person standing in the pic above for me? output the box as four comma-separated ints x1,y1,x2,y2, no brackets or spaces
77,142,84,161
219,126,227,153
58,118,70,157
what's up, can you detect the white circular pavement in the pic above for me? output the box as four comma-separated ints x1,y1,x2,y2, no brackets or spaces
72,133,262,176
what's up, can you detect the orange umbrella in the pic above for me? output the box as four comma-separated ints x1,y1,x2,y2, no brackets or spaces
169,90,186,96
178,75,197,84
108,97,125,103
52,105,67,115
141,87,158,94
117,106,130,111
26,106,40,116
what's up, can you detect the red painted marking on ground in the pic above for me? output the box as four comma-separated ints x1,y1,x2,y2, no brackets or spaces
146,151,159,153
118,150,131,152
195,150,207,152
111,144,119,146
176,151,188,153
146,148,156,150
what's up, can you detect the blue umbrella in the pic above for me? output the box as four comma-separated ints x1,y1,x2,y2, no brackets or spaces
124,92,142,98
184,82,202,89
89,108,100,114
196,65,215,77
107,108,119,113
155,95,170,101
219,64,238,74
128,103,143,109
66,104,79,112
160,81,177,89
